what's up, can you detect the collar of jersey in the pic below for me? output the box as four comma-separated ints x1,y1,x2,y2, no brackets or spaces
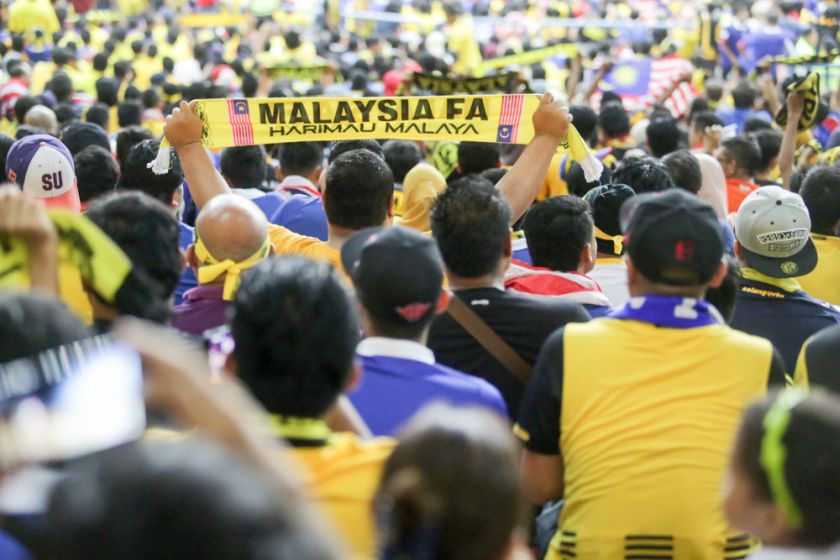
269,415,331,445
741,267,801,293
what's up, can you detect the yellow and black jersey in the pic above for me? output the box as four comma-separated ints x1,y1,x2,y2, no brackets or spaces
516,314,784,559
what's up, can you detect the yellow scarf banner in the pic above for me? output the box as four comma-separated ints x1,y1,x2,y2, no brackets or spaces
475,44,578,76
775,72,820,132
177,12,250,28
264,64,330,81
410,72,527,95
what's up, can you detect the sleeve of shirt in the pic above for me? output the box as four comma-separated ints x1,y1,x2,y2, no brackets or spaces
514,328,565,455
768,347,788,388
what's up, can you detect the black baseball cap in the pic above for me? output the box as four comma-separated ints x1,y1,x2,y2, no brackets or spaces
341,226,444,325
620,189,724,286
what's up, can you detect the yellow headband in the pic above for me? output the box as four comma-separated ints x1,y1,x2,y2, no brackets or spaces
594,226,623,255
193,235,270,301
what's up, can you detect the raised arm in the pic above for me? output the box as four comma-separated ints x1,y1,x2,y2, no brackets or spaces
164,101,232,209
496,92,572,224
0,186,59,295
779,92,804,189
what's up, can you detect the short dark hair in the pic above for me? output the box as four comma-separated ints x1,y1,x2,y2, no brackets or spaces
47,438,339,560
115,125,154,164
691,110,724,132
646,117,681,158
569,104,597,144
117,101,142,128
92,52,108,72
800,166,840,235
743,116,773,134
524,196,593,272
220,145,267,188
118,139,184,206
278,142,323,178
612,156,675,194
566,161,612,198
732,82,757,109
431,176,511,278
328,139,384,164
721,137,760,176
85,192,182,317
457,142,500,175
15,124,46,139
735,391,840,547
598,102,630,138
13,95,38,124
662,150,702,194
75,145,118,204
54,103,77,126
85,103,110,129
141,88,160,110
231,257,359,417
382,140,422,184
49,72,74,102
324,149,394,229
96,77,119,107
750,129,783,174
60,122,111,156
0,132,15,173
241,72,258,98
0,293,89,363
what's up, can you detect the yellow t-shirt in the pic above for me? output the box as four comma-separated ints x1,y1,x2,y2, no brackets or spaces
447,15,483,77
59,262,93,324
8,0,59,35
268,225,343,273
537,152,571,201
796,233,840,305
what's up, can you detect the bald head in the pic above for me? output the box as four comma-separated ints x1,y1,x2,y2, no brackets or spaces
196,194,269,263
24,105,58,135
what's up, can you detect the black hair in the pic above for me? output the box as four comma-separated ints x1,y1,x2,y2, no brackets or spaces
328,139,384,164
141,88,160,110
662,150,702,194
95,77,119,107
130,39,143,55
117,101,142,128
0,293,89,363
92,52,109,73
49,72,74,103
13,95,38,124
324,149,394,229
732,82,757,110
566,161,612,198
800,166,840,235
735,391,840,547
704,256,739,323
85,103,110,130
115,125,154,164
15,124,46,139
382,140,422,183
52,48,72,67
612,156,675,194
75,145,118,204
743,116,773,134
480,167,506,185
646,117,681,158
220,145,267,189
279,142,323,178
0,133,14,173
376,406,526,560
431,176,511,278
284,30,302,50
721,137,760,177
790,164,815,194
241,73,258,98
750,129,783,174
54,104,77,126
84,192,181,319
691,110,724,132
598,102,630,138
47,438,340,560
231,257,359,418
569,104,597,145
60,122,111,156
524,196,593,272
457,142,500,175
117,139,184,206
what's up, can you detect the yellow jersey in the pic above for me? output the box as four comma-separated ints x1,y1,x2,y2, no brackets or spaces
796,233,840,305
517,315,781,559
268,225,343,274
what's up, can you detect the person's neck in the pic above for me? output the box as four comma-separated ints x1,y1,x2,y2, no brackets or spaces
730,173,752,182
628,285,705,299
326,224,355,251
366,328,429,347
446,271,505,291
596,252,623,261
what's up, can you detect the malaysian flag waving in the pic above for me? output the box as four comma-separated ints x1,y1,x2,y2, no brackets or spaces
596,55,697,118
497,94,526,144
226,99,255,146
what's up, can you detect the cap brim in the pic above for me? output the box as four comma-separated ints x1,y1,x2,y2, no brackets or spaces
339,227,385,280
741,236,818,278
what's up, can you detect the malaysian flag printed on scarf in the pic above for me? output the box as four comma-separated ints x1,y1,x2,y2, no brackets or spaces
226,99,255,146
497,94,525,143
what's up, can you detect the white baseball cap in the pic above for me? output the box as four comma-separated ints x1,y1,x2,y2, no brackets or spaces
5,134,80,212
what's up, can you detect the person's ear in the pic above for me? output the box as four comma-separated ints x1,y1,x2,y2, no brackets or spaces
581,241,596,272
223,352,237,378
708,259,729,289
386,191,395,220
186,244,198,270
504,232,513,258
733,240,742,258
626,255,637,284
310,165,323,185
345,359,362,392
222,175,233,188
268,244,276,257
171,185,184,212
318,168,327,191
435,289,451,315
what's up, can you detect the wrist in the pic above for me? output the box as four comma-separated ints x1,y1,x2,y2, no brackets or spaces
173,140,203,151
